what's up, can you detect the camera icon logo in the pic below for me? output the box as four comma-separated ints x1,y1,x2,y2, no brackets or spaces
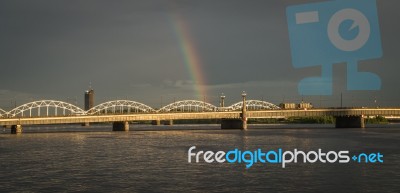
286,0,382,95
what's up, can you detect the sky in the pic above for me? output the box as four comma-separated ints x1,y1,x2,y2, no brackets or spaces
0,0,399,110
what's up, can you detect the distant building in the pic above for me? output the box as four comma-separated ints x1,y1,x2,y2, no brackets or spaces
84,89,94,111
279,102,313,109
298,102,313,109
280,103,296,109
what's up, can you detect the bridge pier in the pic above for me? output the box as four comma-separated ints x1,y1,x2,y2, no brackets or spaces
223,91,248,130
112,121,129,131
151,120,161,125
221,119,247,130
152,120,173,125
240,113,248,130
11,125,23,134
164,120,173,125
335,116,365,128
82,122,90,127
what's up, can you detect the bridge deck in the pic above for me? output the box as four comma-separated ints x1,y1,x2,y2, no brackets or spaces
1,109,400,126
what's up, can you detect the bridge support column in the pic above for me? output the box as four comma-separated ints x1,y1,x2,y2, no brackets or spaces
335,116,365,128
11,125,23,134
221,119,246,130
166,120,173,125
151,120,161,125
113,121,129,131
82,122,90,127
161,120,173,125
240,113,248,130
240,91,248,130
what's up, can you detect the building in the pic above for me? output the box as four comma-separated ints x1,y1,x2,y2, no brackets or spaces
279,103,296,109
84,89,94,111
298,102,313,109
279,102,313,109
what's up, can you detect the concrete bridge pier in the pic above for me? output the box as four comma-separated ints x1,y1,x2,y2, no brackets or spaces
335,116,365,128
222,91,248,130
82,122,90,127
165,120,173,125
221,119,247,130
151,120,161,125
240,113,248,130
112,121,129,131
11,125,23,134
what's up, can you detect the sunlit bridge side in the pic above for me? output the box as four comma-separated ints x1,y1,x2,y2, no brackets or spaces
87,100,155,115
228,100,281,111
6,100,86,118
158,100,218,113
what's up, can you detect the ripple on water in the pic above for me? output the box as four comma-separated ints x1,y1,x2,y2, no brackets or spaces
0,125,399,192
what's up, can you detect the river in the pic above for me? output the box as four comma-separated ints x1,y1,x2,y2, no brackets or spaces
1,124,399,192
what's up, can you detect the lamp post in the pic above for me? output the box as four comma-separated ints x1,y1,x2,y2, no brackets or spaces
220,93,225,107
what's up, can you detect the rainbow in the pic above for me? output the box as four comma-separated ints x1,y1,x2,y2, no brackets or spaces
169,9,207,100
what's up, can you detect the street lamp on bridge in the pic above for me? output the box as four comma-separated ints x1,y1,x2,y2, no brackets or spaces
241,91,247,110
220,93,225,107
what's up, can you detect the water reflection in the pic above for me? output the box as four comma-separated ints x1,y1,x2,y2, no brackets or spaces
0,125,399,192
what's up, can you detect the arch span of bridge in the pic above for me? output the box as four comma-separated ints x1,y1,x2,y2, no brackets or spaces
0,99,282,117
0,108,6,118
157,100,218,112
87,100,155,115
6,100,85,118
228,100,280,111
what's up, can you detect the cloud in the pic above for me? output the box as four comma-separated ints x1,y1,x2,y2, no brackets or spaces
129,83,152,88
161,79,197,90
0,89,38,110
208,80,297,90
0,0,398,108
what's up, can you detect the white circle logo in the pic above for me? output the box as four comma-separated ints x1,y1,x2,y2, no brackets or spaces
328,8,370,51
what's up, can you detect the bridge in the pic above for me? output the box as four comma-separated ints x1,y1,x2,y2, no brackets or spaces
1,98,399,133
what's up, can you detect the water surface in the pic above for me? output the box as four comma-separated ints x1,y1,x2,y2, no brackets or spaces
0,124,399,192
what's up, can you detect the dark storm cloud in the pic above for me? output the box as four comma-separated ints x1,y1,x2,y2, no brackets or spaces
0,1,182,94
0,0,399,108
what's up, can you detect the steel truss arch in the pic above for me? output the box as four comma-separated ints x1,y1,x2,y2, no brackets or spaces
158,100,217,112
87,100,155,115
228,100,280,111
7,100,85,118
0,108,5,118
